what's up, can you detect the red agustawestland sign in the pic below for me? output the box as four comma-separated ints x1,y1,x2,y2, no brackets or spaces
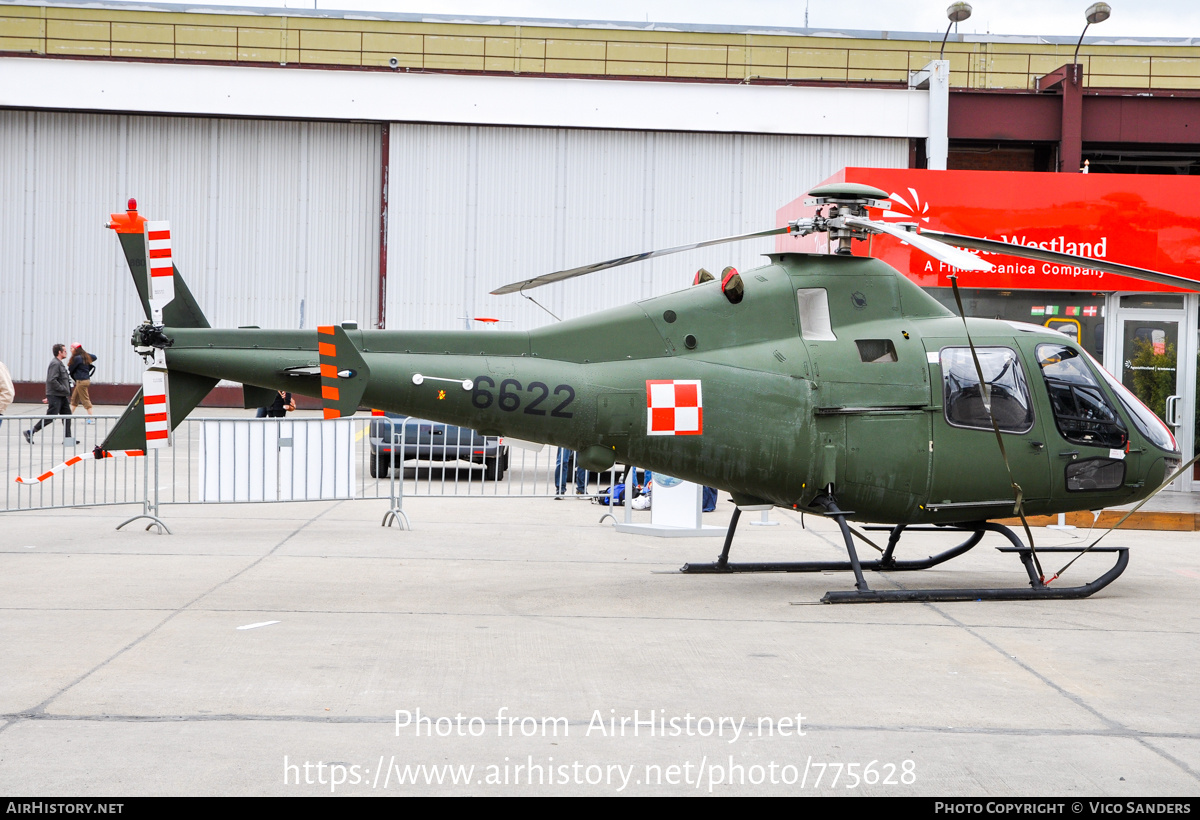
777,168,1200,292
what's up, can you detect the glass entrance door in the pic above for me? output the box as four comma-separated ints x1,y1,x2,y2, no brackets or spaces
1105,294,1197,492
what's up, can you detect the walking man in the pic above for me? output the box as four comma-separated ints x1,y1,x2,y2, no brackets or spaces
25,343,73,444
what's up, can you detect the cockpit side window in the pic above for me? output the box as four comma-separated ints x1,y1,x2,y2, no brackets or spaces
940,347,1035,433
1035,343,1127,449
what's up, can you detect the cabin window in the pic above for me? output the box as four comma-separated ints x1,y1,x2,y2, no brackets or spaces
1065,458,1126,492
855,339,898,363
796,288,836,341
940,347,1035,433
1035,344,1127,449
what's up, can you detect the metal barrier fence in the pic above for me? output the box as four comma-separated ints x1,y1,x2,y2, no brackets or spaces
1,412,143,512
0,412,625,528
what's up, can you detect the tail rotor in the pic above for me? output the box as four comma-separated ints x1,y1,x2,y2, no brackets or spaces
101,202,216,453
138,219,177,449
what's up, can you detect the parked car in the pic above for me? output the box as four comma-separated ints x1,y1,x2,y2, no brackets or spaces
368,412,509,480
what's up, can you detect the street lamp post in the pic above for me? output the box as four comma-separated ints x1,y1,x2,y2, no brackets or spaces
940,2,972,60
1074,3,1112,65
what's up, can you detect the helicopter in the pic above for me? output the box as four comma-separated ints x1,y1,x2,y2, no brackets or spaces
92,183,1191,603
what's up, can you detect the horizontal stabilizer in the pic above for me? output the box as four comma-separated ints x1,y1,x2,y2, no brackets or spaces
317,324,370,418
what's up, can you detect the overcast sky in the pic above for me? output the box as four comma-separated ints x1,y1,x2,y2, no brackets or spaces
181,0,1200,40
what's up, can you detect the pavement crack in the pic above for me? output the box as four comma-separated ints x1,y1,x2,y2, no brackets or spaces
4,712,1200,746
0,502,341,734
929,603,1200,785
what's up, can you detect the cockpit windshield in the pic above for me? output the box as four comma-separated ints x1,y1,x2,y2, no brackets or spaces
1035,344,1127,449
1083,349,1178,454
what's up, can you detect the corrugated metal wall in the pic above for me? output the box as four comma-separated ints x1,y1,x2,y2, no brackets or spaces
0,111,380,384
387,126,908,331
1,110,904,386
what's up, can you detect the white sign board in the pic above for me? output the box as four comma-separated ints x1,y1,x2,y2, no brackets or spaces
199,419,356,502
613,473,724,538
651,476,702,530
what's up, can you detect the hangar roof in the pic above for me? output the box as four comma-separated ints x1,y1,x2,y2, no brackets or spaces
3,0,1199,90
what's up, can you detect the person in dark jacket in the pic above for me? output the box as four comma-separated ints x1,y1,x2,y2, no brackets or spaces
256,390,295,418
68,343,97,421
25,343,73,443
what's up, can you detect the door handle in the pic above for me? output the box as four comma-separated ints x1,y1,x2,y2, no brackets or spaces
1165,395,1181,427
1029,441,1045,451
1058,450,1079,460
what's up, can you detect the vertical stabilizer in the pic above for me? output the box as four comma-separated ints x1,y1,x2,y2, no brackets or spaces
108,200,209,329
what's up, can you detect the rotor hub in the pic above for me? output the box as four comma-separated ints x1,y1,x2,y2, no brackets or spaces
131,321,173,360
804,183,892,254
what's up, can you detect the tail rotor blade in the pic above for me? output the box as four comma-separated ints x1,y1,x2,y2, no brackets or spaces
142,351,172,449
145,220,175,321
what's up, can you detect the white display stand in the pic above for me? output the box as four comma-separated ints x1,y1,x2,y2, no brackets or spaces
613,474,725,538
199,418,356,502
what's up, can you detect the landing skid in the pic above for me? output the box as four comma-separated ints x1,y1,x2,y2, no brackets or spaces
679,504,1129,604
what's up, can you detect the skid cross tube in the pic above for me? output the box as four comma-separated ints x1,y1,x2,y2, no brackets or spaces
681,511,985,575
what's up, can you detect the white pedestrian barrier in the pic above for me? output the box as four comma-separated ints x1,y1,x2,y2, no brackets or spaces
198,418,356,502
2,413,625,531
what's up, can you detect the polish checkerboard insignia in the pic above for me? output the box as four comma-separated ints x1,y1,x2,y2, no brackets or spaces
646,379,703,436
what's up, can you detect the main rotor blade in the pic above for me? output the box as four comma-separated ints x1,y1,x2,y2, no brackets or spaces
490,226,794,295
842,217,993,273
921,229,1200,292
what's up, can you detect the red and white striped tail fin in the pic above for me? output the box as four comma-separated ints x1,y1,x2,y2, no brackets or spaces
145,220,175,321
14,447,145,484
142,352,172,449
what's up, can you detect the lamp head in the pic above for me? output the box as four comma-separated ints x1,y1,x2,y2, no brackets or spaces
946,2,972,23
1085,2,1111,25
